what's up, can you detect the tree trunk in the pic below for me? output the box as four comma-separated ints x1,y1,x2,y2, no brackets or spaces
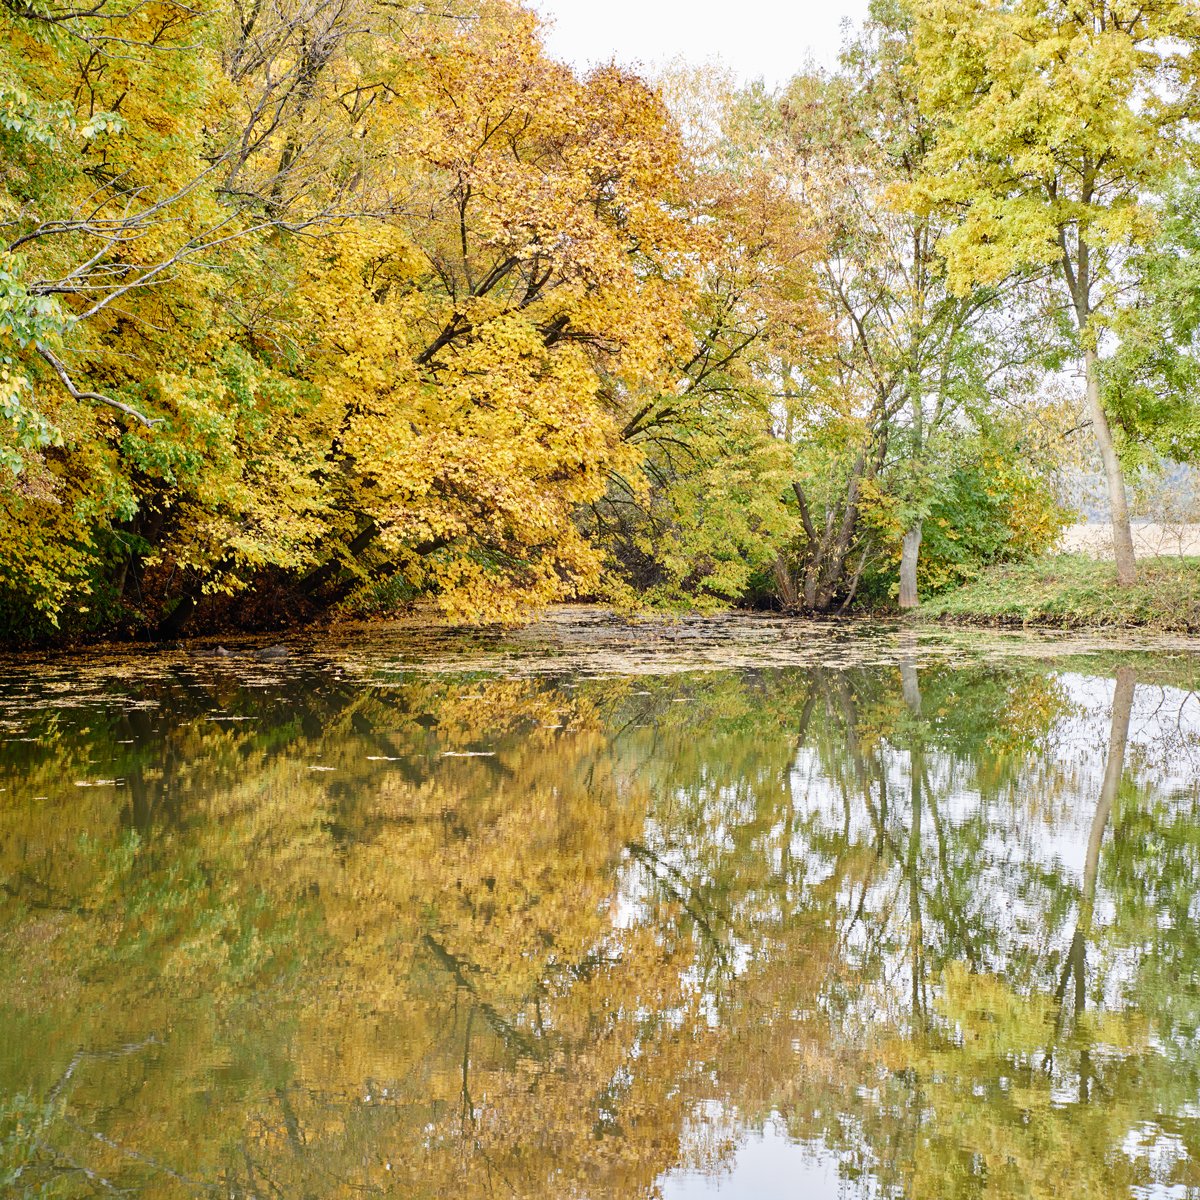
772,555,799,611
899,522,922,610
790,447,870,613
1083,347,1137,586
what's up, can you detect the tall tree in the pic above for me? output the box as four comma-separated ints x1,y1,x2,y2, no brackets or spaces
582,69,825,610
777,2,1059,609
910,0,1200,586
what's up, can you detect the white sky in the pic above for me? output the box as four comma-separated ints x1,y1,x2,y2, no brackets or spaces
528,0,872,89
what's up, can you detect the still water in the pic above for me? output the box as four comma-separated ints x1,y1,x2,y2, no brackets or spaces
3,613,1200,1199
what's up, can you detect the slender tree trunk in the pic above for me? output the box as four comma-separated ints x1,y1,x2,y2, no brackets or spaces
790,447,871,613
1083,346,1137,586
1068,226,1136,586
899,523,923,610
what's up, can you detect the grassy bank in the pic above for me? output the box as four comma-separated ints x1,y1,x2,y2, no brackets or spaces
918,554,1200,633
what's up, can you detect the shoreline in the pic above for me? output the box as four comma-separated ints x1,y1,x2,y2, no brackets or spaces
7,552,1200,660
914,553,1200,635
4,603,1200,680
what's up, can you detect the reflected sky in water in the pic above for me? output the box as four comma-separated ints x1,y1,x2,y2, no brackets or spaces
2,618,1200,1199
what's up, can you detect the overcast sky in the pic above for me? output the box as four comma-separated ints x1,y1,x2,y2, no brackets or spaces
527,0,871,88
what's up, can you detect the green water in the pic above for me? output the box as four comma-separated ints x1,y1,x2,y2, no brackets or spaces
2,616,1200,1199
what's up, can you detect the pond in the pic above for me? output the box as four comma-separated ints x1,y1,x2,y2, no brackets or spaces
3,610,1200,1199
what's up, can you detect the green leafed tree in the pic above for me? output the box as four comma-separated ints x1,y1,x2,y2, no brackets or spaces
908,0,1200,586
1101,173,1200,468
775,0,1064,609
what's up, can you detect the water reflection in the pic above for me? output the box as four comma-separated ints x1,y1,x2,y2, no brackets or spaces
2,644,1200,1199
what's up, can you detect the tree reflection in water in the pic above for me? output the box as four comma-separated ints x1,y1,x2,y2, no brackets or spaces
1,649,1199,1198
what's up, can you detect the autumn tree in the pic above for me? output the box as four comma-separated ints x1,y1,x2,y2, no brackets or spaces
910,0,1200,587
777,1,1065,610
0,0,720,638
579,69,825,610
286,22,699,624
0,0,436,630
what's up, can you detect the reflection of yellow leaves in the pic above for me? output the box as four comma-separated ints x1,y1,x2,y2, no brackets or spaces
2,658,1184,1200
937,962,1056,1055
0,668,787,1196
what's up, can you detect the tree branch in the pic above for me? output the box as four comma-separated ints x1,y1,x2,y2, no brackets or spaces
36,343,161,427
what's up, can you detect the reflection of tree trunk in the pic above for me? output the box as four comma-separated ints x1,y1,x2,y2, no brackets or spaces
1055,667,1136,1030
275,1086,307,1151
1088,667,1136,901
899,523,923,610
898,628,922,714
424,934,536,1056
781,686,818,881
625,843,732,972
926,769,979,969
461,1006,475,1131
909,747,925,1026
902,648,925,1023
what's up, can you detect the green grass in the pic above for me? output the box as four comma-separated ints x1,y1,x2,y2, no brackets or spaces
918,554,1200,633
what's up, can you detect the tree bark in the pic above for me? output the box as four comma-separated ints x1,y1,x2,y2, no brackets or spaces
772,554,799,611
790,448,870,613
1083,346,1137,586
1065,224,1136,587
899,522,923,610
